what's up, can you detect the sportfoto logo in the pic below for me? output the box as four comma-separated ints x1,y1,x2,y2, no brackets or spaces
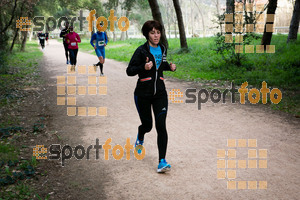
33,138,145,166
225,2,276,54
57,65,108,117
169,81,282,110
217,139,268,190
17,9,129,32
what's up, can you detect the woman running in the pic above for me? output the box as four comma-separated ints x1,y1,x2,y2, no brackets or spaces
65,26,81,71
90,24,108,76
126,20,176,173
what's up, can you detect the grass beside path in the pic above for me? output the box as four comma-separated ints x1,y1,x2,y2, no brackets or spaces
0,41,43,112
0,41,48,199
78,35,299,116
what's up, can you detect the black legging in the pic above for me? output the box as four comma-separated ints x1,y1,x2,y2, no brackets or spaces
40,39,45,48
134,94,168,162
63,42,69,61
69,49,78,65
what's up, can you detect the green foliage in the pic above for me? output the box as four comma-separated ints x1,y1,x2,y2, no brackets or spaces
214,32,261,67
36,193,50,200
0,40,46,200
0,50,9,74
34,0,105,22
33,117,45,133
0,144,18,163
0,143,36,187
212,2,266,67
0,183,34,199
0,42,42,107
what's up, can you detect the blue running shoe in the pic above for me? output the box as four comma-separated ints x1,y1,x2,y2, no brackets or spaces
157,159,171,173
134,134,144,154
66,60,69,64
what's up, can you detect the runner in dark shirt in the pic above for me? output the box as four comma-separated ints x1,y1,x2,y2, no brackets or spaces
60,22,70,64
38,32,46,49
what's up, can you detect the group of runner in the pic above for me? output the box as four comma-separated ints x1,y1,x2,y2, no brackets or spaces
59,22,107,75
56,20,176,173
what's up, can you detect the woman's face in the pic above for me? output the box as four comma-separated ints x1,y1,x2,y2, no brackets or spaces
148,28,161,47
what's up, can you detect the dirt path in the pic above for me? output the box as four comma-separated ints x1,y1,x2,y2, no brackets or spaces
37,39,299,199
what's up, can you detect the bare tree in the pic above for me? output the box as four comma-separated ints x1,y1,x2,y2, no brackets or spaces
166,0,171,38
161,0,172,39
213,0,222,33
287,0,300,43
0,0,18,50
172,0,188,49
226,0,234,36
226,0,234,13
104,0,119,41
147,0,168,48
261,0,278,46
0,0,18,34
193,0,206,37
10,0,26,52
21,0,36,51
190,0,194,36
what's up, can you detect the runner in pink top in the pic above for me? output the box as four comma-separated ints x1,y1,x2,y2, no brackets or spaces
65,26,81,70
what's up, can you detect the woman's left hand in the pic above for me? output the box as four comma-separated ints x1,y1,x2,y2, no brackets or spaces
170,62,176,71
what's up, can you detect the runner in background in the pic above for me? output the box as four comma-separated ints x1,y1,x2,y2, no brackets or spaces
60,22,70,64
90,23,108,76
126,20,176,173
45,25,49,45
38,31,46,49
65,26,81,71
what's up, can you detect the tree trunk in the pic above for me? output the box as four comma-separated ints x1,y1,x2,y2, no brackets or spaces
147,0,168,49
20,31,27,51
113,31,116,42
21,7,32,51
120,31,125,41
175,23,177,38
215,0,222,33
166,1,171,39
10,0,25,52
0,0,18,34
193,0,206,37
226,0,234,36
125,9,129,40
287,0,300,43
172,0,188,49
190,0,194,36
261,0,278,46
91,25,94,38
226,0,234,13
10,29,20,52
216,0,220,15
120,9,130,41
29,29,33,41
0,6,3,34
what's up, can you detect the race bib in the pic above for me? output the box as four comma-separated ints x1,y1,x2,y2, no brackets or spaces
40,37,45,40
98,40,105,46
71,42,76,46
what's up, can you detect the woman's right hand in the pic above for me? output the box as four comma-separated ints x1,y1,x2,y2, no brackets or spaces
144,57,153,70
94,46,97,49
